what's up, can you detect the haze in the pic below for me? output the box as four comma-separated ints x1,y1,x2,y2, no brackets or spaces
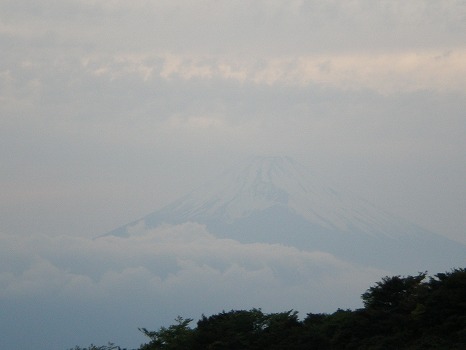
1,1,465,349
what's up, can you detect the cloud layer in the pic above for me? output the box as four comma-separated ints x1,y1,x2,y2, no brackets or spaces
0,224,385,349
2,1,465,53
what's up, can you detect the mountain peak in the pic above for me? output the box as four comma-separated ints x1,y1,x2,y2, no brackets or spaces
105,156,466,272
115,156,395,234
178,155,313,221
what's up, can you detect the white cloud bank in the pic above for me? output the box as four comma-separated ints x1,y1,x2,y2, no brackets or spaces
0,224,386,349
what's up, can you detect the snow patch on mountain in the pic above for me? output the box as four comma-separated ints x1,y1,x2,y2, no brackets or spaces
164,156,409,237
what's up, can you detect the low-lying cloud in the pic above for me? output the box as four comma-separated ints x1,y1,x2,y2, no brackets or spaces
1,224,386,349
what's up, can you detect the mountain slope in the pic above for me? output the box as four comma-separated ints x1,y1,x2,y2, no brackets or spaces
106,156,465,273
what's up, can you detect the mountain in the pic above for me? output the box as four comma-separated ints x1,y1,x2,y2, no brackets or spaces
106,156,465,273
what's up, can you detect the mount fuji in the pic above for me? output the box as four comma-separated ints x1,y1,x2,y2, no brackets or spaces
106,156,465,273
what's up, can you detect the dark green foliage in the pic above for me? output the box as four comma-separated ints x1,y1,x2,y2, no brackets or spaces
138,316,194,350
194,309,264,349
70,268,466,350
68,342,123,350
192,309,303,349
361,272,427,313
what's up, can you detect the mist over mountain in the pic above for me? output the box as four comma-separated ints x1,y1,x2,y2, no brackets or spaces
107,156,465,273
2,1,465,349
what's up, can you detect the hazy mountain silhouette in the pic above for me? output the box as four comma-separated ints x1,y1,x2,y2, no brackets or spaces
106,156,465,273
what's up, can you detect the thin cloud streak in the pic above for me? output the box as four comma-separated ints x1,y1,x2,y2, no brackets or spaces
79,50,466,93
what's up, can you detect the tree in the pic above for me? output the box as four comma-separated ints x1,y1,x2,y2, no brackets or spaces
139,316,194,350
422,268,466,344
68,343,122,350
361,272,427,313
194,309,265,349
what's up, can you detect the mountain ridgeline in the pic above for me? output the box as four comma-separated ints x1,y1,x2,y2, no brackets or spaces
106,156,465,273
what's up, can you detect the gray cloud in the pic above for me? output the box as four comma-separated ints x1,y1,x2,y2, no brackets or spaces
2,1,464,54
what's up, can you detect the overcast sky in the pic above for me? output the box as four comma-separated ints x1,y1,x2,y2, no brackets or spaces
1,1,465,349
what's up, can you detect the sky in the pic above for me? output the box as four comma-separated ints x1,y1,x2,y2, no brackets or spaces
1,1,465,349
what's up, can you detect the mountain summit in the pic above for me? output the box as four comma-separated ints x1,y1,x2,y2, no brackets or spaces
107,156,465,273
